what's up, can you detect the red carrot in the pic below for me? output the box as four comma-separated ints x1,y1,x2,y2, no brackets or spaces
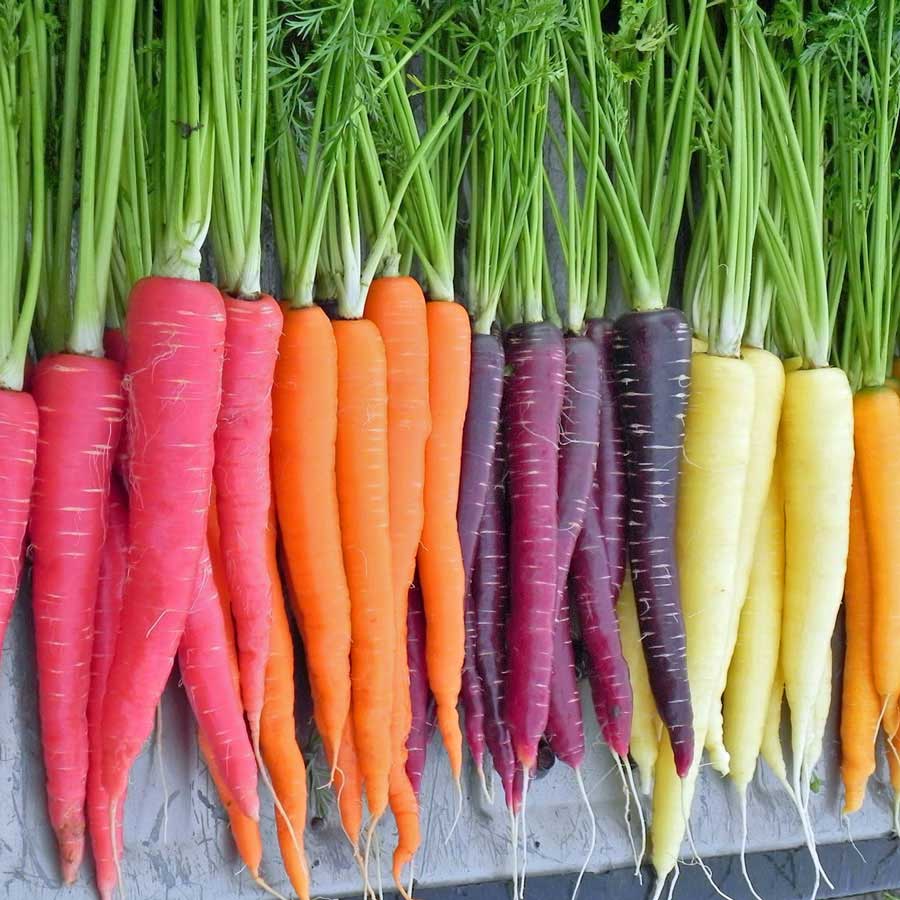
101,277,225,810
179,539,260,820
86,478,128,900
31,355,125,881
0,390,38,654
213,294,282,740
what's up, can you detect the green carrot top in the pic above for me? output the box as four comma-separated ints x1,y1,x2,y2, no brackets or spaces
149,0,215,285
208,0,268,298
826,0,900,389
564,0,706,315
0,0,46,390
752,0,834,369
53,0,138,357
684,2,762,359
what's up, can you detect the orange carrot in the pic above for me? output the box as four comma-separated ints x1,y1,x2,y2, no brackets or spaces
333,318,395,821
261,513,310,900
199,730,264,882
365,275,430,888
333,718,364,849
272,305,352,771
841,468,881,814
852,387,900,726
416,300,471,782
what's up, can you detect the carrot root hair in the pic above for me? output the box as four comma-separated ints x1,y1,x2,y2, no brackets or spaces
738,791,763,900
155,704,169,844
253,874,289,900
252,737,302,859
572,768,596,900
682,778,736,900
615,754,642,880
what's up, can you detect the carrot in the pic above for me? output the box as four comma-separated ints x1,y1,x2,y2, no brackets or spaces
101,276,226,811
199,730,264,881
333,719,364,849
841,468,881,814
179,539,260,821
761,670,788,788
852,387,900,724
364,274,430,890
101,0,222,826
723,464,785,796
260,515,310,900
616,573,659,795
213,293,283,740
271,305,351,771
416,300,470,782
779,368,853,792
86,478,128,900
334,317,395,821
31,354,125,880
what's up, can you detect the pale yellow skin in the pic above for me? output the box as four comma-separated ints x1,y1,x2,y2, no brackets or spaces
707,348,785,773
803,646,833,779
761,670,789,787
722,463,785,793
780,367,853,792
650,352,756,879
617,573,661,795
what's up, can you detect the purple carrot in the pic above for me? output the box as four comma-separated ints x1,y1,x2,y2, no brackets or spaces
545,589,585,770
504,322,566,770
461,576,487,775
473,439,517,811
458,332,505,581
405,574,432,797
556,335,600,592
570,502,633,757
585,318,627,598
457,333,505,774
613,308,693,777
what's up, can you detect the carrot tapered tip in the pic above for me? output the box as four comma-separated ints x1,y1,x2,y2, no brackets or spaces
59,842,84,885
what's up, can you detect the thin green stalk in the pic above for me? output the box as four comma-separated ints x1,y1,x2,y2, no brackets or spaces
0,0,46,390
208,0,268,296
70,0,139,355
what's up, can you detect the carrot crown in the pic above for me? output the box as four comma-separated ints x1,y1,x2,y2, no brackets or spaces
0,1,46,391
207,0,268,298
683,3,762,359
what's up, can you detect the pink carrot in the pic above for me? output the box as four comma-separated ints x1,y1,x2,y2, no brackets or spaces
86,477,129,900
213,293,283,740
0,389,38,654
30,354,125,882
101,276,225,811
179,540,260,819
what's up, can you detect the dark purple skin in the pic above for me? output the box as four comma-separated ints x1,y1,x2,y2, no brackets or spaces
555,335,600,596
585,318,627,598
545,588,586,770
461,576,487,772
405,574,432,798
570,499,633,757
458,333,505,582
613,307,694,776
473,440,517,811
503,322,566,770
457,334,504,773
